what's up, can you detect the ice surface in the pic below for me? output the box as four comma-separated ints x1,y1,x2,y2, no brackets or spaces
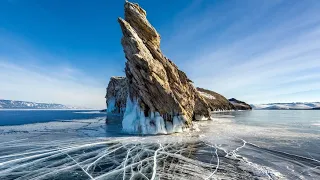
0,117,108,139
312,123,320,126
0,111,319,179
74,111,104,114
0,134,291,180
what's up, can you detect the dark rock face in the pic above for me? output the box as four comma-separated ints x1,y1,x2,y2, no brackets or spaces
229,98,252,110
105,77,128,116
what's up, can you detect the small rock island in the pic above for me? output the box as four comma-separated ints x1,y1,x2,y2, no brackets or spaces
106,1,251,134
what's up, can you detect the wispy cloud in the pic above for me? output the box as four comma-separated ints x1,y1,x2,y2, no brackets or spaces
0,61,106,109
162,0,320,103
0,32,106,109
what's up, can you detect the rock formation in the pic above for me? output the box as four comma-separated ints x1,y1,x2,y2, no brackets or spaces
229,98,252,110
197,88,235,111
116,1,212,134
105,77,128,116
106,1,251,134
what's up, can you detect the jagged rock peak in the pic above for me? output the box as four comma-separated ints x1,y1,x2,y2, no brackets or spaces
123,1,160,48
117,1,208,133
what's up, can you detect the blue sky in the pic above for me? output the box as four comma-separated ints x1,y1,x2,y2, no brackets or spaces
1,0,320,108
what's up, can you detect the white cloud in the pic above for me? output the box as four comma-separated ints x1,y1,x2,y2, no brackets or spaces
0,60,106,109
161,0,320,104
0,29,110,109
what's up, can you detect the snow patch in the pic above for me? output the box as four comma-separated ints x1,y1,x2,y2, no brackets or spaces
195,114,209,121
199,91,215,100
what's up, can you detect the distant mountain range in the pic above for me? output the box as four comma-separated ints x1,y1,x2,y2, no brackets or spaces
0,99,81,109
251,102,320,110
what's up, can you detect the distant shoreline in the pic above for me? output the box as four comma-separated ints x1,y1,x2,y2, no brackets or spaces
0,109,98,111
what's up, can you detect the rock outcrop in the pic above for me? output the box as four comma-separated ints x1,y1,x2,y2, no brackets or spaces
105,77,128,116
229,98,252,110
106,1,251,134
197,88,235,111
116,1,211,134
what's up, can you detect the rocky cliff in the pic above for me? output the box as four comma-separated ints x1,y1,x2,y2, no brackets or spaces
229,98,252,110
197,88,235,112
106,1,250,134
116,1,212,134
105,77,128,116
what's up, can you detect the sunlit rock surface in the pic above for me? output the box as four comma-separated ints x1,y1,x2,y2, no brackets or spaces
117,1,210,134
106,1,253,134
196,88,235,112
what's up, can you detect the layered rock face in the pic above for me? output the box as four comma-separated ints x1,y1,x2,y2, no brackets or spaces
194,88,235,120
197,88,235,111
108,1,251,134
117,1,209,134
229,98,252,110
105,77,128,116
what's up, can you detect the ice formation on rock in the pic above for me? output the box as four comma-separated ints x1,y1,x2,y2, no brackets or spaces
105,1,251,134
122,95,186,134
116,1,208,134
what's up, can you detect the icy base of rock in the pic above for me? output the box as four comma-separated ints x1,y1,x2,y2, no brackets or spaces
195,114,210,121
107,97,126,115
106,98,116,114
122,96,187,134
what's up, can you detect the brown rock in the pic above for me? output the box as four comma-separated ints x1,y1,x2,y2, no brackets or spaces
105,76,128,115
229,98,252,110
107,1,252,134
197,88,235,112
118,1,206,127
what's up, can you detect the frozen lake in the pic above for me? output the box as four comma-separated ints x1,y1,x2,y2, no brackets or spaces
0,110,319,179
